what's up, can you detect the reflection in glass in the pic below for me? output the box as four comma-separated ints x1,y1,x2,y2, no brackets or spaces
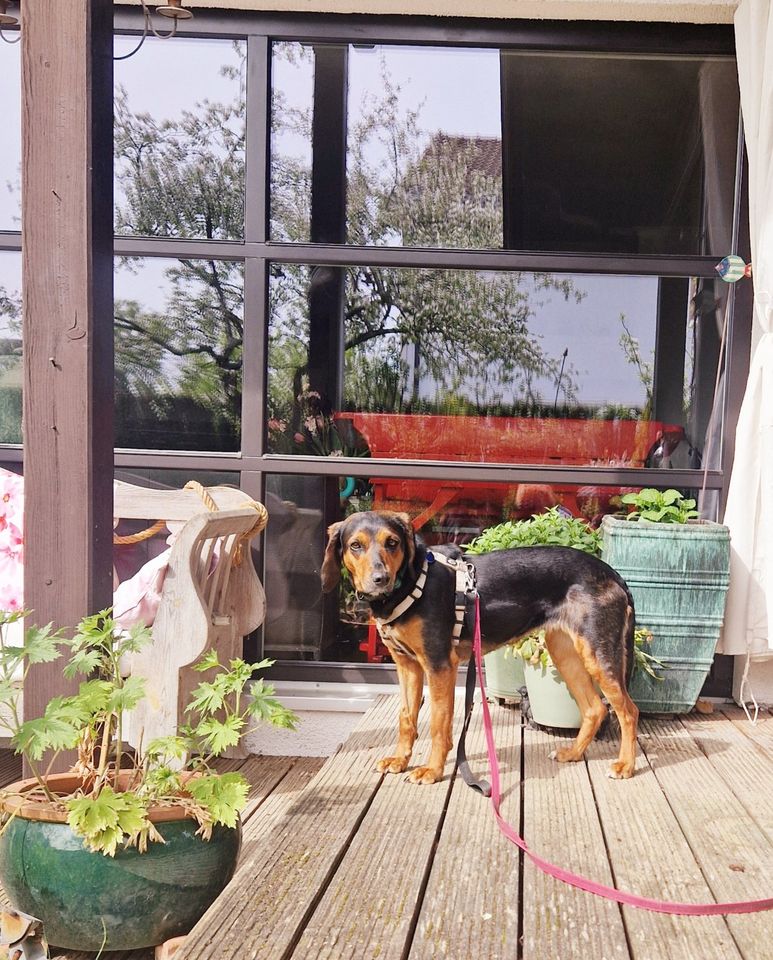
115,257,243,450
269,42,503,247
501,53,739,255
0,41,20,231
270,42,314,242
262,473,700,664
0,253,22,444
268,264,717,469
114,36,246,240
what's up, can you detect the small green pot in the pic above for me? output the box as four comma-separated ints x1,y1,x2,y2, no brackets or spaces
484,646,526,701
523,660,582,729
0,774,241,951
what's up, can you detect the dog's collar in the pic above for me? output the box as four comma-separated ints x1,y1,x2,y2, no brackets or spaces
372,558,429,628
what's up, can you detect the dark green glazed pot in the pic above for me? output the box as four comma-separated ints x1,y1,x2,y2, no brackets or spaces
0,775,241,951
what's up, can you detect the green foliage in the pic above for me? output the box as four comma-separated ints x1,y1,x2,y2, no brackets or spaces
465,511,663,681
463,507,602,556
0,609,298,856
621,488,699,524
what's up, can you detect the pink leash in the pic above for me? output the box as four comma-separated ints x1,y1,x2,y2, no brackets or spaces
471,597,773,916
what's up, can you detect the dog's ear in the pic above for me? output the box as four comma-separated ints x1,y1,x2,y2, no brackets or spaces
393,512,417,568
321,521,344,593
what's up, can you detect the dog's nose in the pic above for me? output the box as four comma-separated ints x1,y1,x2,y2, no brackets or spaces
371,570,388,586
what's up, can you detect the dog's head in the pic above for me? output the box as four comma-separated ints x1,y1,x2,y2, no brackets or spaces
320,510,416,599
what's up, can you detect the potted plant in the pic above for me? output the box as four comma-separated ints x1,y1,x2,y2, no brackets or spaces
0,608,296,951
601,488,731,714
463,508,602,709
512,627,664,729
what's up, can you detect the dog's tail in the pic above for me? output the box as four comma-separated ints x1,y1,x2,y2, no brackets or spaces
622,583,636,687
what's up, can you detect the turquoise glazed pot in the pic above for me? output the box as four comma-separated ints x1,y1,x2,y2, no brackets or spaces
601,515,731,715
0,774,241,951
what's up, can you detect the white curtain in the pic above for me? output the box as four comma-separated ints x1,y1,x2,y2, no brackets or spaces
720,0,773,658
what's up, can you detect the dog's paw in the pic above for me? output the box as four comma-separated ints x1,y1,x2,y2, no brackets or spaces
607,760,634,780
549,746,583,763
376,755,409,774
407,765,442,785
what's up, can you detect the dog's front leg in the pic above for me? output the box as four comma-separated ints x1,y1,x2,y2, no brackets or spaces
408,658,458,785
377,653,424,775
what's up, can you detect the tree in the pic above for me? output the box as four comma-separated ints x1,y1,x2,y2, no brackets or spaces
112,44,582,448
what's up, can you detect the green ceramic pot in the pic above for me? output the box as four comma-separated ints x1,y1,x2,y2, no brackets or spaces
601,516,731,714
483,646,526,701
523,660,582,729
0,774,241,951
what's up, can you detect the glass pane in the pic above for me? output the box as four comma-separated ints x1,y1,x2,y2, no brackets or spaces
0,39,21,230
0,252,22,444
501,53,739,255
269,42,503,247
270,42,314,243
114,36,246,240
115,257,243,451
267,264,720,469
262,473,705,664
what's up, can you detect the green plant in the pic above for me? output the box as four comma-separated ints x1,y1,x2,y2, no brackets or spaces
463,506,602,556
506,627,664,682
0,608,297,856
620,488,699,524
464,510,664,682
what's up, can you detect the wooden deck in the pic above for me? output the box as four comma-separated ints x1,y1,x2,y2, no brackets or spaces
3,697,773,959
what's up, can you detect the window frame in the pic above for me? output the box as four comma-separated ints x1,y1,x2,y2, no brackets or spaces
1,8,750,680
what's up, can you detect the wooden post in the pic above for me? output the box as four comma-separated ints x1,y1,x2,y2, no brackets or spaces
21,0,114,770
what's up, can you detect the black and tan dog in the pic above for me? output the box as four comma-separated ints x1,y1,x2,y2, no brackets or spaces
321,510,639,784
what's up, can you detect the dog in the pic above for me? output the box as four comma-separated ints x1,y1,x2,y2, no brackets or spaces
321,510,639,784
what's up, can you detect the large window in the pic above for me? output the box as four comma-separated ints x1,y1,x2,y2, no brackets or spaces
3,11,747,679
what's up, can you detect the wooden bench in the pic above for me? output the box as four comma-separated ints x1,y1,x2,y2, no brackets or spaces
113,481,268,754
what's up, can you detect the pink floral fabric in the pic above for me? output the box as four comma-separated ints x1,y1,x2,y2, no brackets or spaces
0,468,24,612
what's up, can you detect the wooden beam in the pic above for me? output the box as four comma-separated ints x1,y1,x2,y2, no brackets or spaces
21,0,114,765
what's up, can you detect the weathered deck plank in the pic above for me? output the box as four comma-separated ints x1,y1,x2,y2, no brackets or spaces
586,734,741,960
239,757,326,861
680,712,773,844
640,718,773,960
522,724,629,960
177,695,399,960
289,704,463,960
719,704,773,753
410,702,521,960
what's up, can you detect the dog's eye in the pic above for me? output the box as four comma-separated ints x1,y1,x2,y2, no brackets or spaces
385,538,400,550
348,541,363,553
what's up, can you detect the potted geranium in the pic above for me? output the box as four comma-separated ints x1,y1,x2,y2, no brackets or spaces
601,488,730,714
0,608,296,951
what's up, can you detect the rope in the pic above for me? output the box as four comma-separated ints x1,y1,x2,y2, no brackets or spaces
113,519,167,546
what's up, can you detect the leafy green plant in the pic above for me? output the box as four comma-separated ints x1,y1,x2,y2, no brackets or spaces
464,510,664,681
620,488,699,524
0,608,297,856
463,506,602,556
506,627,664,682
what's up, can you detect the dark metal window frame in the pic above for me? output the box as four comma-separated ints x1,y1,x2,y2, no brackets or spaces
1,9,749,681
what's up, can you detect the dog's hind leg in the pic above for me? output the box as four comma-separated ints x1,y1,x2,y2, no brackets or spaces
377,653,424,775
544,628,608,763
594,676,638,780
568,633,639,780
